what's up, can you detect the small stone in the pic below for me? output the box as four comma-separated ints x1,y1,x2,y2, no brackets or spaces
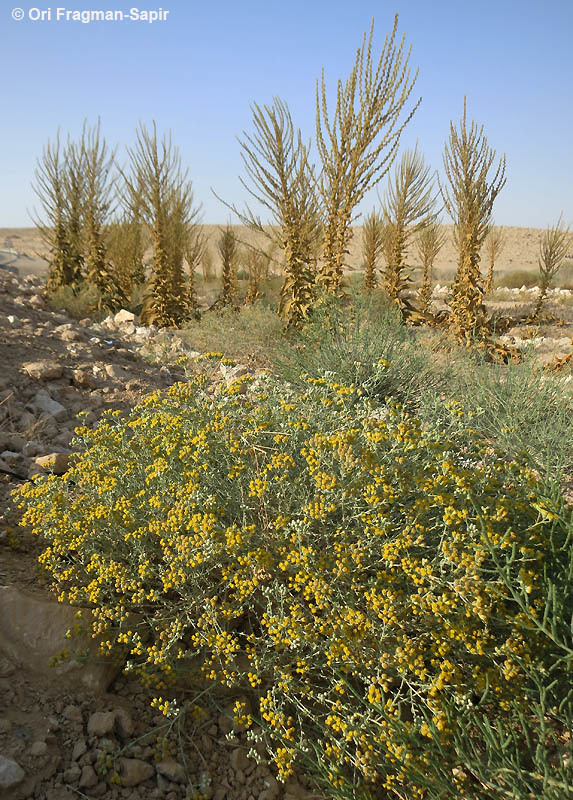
72,739,87,761
63,705,83,723
156,759,186,783
22,360,63,381
230,748,251,773
119,757,155,787
73,369,98,389
28,294,45,308
113,707,134,739
0,450,29,478
104,364,132,381
29,740,48,756
0,756,25,789
0,719,12,734
79,764,98,788
63,763,82,783
114,309,135,324
34,452,70,475
27,390,67,421
87,711,116,737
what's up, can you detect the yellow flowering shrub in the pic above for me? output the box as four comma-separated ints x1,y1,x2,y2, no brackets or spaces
13,364,572,798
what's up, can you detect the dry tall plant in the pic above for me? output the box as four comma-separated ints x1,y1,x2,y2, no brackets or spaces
530,216,571,319
222,97,321,327
484,225,505,294
380,144,435,309
214,223,239,309
32,133,84,291
106,210,147,298
80,120,125,312
62,136,86,284
121,123,201,327
315,15,420,293
361,209,384,291
243,245,273,305
416,219,447,314
439,99,506,343
200,249,215,283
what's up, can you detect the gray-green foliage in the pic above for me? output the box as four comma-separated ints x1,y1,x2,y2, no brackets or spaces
273,285,446,408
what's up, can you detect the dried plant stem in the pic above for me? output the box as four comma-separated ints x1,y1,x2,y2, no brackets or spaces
439,98,506,344
316,15,420,294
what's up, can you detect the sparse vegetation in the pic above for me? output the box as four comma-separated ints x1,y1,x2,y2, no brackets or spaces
530,215,571,319
20,14,573,800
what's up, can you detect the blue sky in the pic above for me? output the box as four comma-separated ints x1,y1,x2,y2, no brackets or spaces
1,0,571,228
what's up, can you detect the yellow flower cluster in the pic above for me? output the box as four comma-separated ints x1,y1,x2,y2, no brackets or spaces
13,371,569,798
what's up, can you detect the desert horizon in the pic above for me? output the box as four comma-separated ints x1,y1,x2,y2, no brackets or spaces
2,223,570,282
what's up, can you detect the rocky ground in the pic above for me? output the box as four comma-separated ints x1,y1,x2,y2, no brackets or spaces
0,271,314,800
0,269,572,800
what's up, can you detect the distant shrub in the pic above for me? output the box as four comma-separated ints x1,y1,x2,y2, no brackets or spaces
14,369,572,799
273,287,446,410
495,269,539,288
45,281,104,320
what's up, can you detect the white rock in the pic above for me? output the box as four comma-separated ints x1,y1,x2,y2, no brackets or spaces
22,360,63,381
0,755,25,789
27,391,67,421
114,309,135,324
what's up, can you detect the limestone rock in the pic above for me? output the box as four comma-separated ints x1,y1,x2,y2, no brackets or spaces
0,755,25,789
22,361,63,381
104,364,132,381
114,707,134,739
87,711,116,738
156,759,186,783
29,741,49,757
0,586,121,693
34,452,70,475
79,764,98,788
118,758,155,787
26,390,67,421
72,739,87,761
0,450,30,477
71,368,98,389
114,309,136,324
230,748,251,773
